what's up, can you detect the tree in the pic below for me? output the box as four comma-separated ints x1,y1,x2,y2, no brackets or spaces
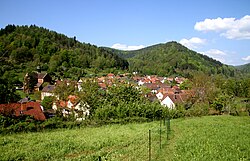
0,77,21,104
53,81,76,101
41,96,55,110
78,79,102,113
23,72,37,94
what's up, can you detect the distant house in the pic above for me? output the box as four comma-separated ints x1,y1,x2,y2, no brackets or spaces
156,92,164,100
98,82,107,89
41,85,55,100
0,102,46,121
138,79,145,86
37,73,52,84
161,95,175,109
175,77,186,84
107,73,115,78
24,72,52,93
18,97,31,103
52,95,90,120
160,93,191,109
144,83,160,94
77,79,83,91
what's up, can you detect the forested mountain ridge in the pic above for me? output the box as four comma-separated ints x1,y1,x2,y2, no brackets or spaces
0,25,129,80
104,42,236,77
236,63,250,74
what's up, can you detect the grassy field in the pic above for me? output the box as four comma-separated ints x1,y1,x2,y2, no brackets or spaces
167,116,250,161
0,115,249,160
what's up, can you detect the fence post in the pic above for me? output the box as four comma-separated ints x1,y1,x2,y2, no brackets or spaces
167,118,170,140
149,129,151,161
160,119,162,149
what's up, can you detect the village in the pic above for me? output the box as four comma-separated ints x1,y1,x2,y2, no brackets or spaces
0,71,193,121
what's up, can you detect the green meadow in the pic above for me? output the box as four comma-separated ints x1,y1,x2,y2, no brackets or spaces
0,115,249,160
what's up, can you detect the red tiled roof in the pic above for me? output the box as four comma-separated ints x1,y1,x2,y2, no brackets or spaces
157,87,174,94
0,102,46,121
144,83,159,90
68,95,79,105
162,93,191,104
107,73,115,77
98,83,107,89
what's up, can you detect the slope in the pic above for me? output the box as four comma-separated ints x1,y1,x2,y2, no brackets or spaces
105,41,236,77
236,63,250,74
0,25,129,80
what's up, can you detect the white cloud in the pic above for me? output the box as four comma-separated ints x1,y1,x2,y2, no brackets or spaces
200,49,227,63
194,15,250,39
179,37,206,49
111,43,145,51
242,55,250,61
195,17,235,31
203,49,227,56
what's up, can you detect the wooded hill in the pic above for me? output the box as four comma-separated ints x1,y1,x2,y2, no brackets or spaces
0,24,245,80
0,25,129,80
104,42,237,77
236,63,250,74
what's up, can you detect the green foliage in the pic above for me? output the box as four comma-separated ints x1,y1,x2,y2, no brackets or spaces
78,79,101,113
53,81,76,101
235,62,250,76
41,96,55,110
107,42,236,77
170,116,250,161
179,79,192,90
0,24,128,81
0,115,39,134
0,75,21,104
88,82,166,120
222,78,250,98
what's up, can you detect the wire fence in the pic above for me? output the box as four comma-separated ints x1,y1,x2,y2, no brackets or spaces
97,117,171,161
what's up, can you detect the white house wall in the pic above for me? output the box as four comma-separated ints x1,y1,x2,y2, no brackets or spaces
161,96,175,109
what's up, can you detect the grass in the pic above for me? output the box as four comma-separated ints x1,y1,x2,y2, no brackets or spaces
167,115,250,161
0,115,249,160
0,121,166,160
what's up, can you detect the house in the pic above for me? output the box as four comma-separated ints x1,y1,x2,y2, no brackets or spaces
77,79,83,91
156,92,164,100
0,102,46,121
37,73,52,84
41,85,55,100
18,97,31,103
23,72,52,92
144,83,160,94
52,95,90,120
175,77,186,84
160,95,175,109
160,92,191,109
98,82,107,89
107,73,115,78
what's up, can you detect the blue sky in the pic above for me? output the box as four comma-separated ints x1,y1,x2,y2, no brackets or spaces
1,0,250,65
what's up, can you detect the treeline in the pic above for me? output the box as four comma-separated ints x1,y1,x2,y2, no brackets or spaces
109,42,236,77
0,24,128,80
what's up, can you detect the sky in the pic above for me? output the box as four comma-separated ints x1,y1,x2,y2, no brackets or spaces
1,0,250,66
